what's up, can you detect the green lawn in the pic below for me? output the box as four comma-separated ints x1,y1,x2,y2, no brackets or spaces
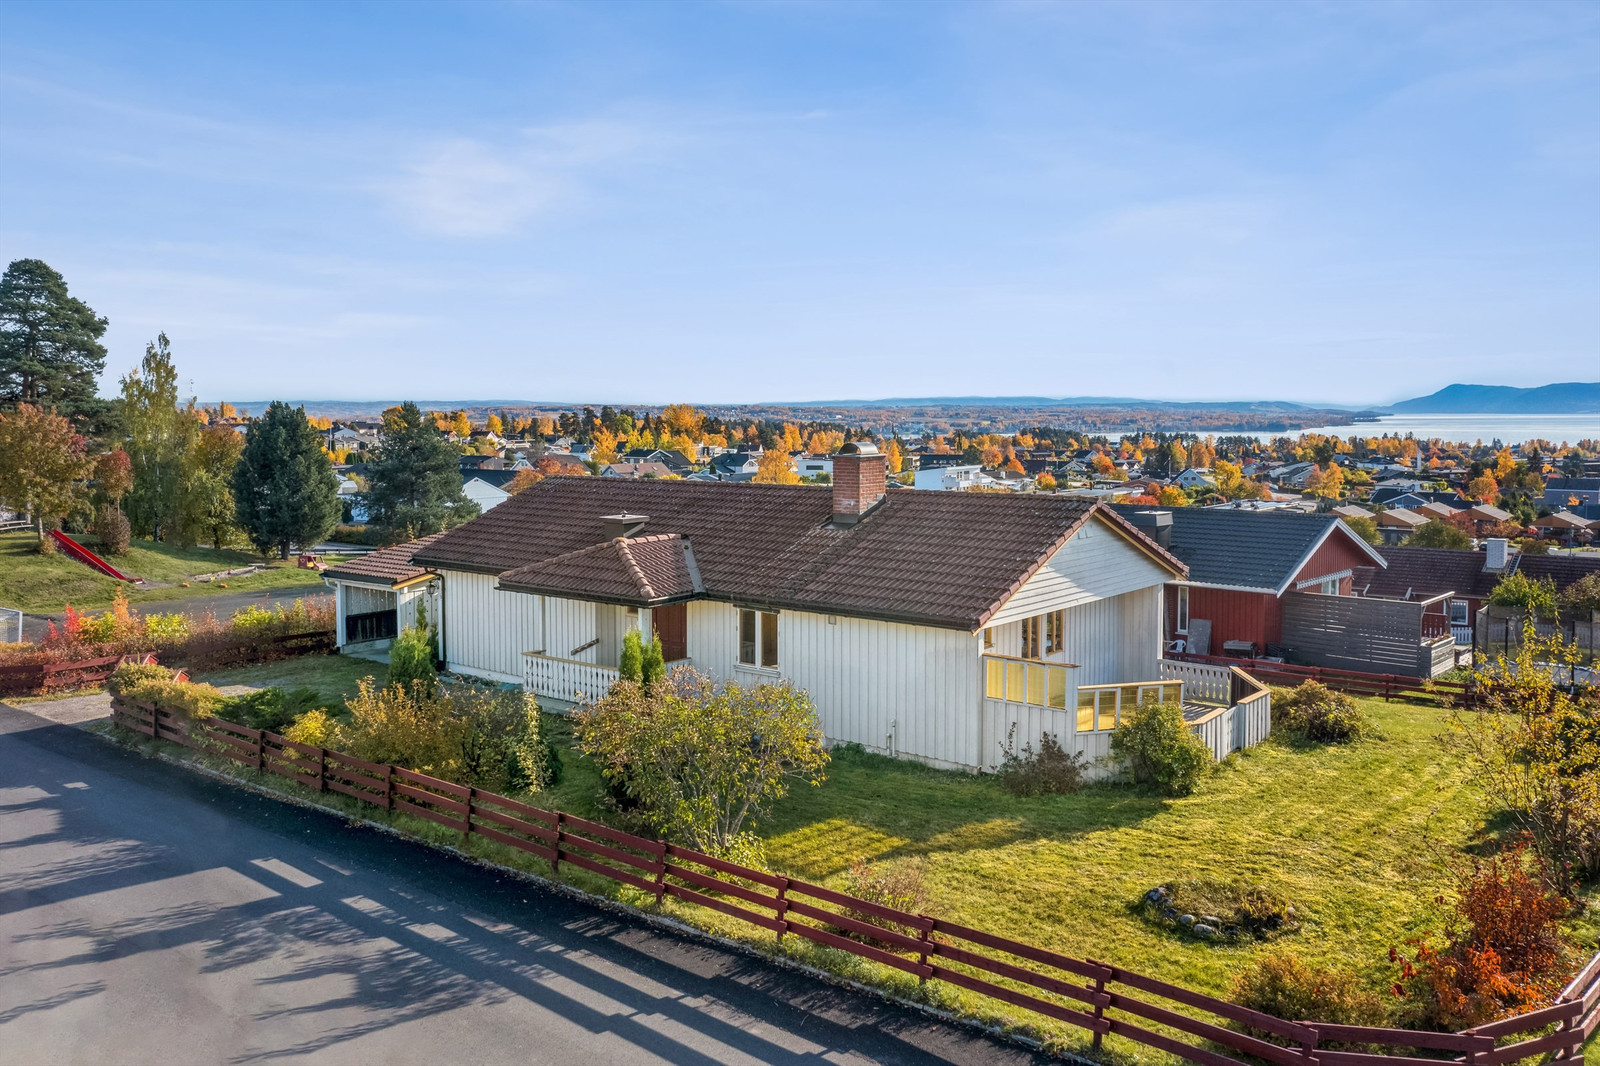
132,658,1600,1015
196,654,386,705
0,530,331,614
542,696,1595,1000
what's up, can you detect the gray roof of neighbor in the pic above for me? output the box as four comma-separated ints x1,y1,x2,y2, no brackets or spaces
1108,504,1380,593
403,478,1185,630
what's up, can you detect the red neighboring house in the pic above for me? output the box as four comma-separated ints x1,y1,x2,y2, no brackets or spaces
1112,505,1387,656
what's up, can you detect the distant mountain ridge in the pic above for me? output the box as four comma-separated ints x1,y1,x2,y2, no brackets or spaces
1391,383,1600,414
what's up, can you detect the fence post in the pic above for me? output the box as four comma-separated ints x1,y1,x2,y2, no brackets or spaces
915,916,933,984
254,728,264,772
463,787,474,836
317,747,327,793
384,765,395,811
775,875,790,943
1087,961,1109,1050
552,811,564,874
653,842,667,906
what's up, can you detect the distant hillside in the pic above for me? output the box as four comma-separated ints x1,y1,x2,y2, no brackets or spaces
1392,383,1600,414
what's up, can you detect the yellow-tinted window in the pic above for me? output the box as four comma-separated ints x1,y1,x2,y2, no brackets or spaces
1026,663,1046,706
986,658,1005,700
1047,668,1068,710
1006,661,1025,702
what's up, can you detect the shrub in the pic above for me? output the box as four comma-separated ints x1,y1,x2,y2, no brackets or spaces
574,667,829,854
219,686,328,733
618,629,643,682
93,506,131,555
840,856,930,943
1560,572,1600,616
338,678,552,794
994,726,1086,796
283,708,337,747
1233,952,1387,1025
1275,681,1367,742
642,634,666,685
1392,841,1575,1027
1110,697,1213,796
144,612,189,645
1487,571,1557,614
107,659,170,694
387,605,438,695
108,659,224,720
1449,632,1600,889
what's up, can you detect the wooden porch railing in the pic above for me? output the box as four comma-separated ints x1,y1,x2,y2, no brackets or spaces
523,651,621,704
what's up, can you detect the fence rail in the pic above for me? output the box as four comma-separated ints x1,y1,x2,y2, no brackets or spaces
109,694,1600,1065
1167,652,1474,704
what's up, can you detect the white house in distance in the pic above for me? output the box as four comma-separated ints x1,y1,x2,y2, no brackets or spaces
323,445,1270,774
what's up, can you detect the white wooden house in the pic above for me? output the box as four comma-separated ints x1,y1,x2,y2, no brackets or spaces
324,446,1270,774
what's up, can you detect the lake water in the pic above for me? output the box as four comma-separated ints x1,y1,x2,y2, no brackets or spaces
1276,414,1600,446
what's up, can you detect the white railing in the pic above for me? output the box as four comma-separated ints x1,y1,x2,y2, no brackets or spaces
523,653,620,706
1452,624,1473,646
979,655,1272,778
1158,658,1231,705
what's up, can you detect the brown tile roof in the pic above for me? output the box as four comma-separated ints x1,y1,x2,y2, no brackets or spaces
322,532,446,587
1355,546,1600,601
409,478,1185,630
499,534,702,605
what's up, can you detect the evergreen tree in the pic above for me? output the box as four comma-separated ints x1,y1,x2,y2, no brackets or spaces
121,333,199,540
363,401,478,542
232,400,341,558
0,259,111,430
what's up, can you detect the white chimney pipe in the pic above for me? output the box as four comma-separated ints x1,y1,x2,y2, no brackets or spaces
1484,537,1509,572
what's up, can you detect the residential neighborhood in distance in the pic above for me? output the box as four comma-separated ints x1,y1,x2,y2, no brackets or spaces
3,3,1599,1063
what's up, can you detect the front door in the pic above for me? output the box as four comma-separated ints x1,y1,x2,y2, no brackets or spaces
653,603,688,662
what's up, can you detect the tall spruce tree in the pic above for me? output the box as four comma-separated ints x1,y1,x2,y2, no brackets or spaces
232,401,341,559
0,259,111,430
363,401,479,542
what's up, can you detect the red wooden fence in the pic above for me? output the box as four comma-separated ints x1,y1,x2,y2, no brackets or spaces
0,630,335,698
111,696,1600,1064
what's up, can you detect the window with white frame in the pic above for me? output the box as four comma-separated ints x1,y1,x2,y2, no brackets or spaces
1176,587,1190,635
1449,600,1469,626
738,608,779,669
1319,576,1341,595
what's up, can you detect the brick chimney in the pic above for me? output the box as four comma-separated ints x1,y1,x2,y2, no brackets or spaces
832,442,887,525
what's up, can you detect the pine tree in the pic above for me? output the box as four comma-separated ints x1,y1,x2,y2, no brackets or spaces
231,401,341,559
0,259,111,430
363,401,479,541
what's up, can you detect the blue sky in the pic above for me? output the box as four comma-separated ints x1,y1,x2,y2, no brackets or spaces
2,1,1596,406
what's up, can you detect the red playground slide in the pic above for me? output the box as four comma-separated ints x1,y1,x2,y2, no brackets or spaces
50,529,140,582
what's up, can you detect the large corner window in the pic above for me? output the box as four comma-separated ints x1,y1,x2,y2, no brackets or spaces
739,608,779,669
1176,587,1190,635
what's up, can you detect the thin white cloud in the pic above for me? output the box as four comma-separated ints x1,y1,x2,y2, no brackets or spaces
384,122,649,238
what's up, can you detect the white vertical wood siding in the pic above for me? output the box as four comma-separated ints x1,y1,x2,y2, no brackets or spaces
685,601,985,771
985,515,1171,628
439,570,552,683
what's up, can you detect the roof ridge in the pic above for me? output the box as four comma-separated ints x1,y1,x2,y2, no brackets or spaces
615,538,659,600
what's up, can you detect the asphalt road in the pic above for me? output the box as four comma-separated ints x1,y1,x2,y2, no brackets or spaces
0,703,1052,1066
